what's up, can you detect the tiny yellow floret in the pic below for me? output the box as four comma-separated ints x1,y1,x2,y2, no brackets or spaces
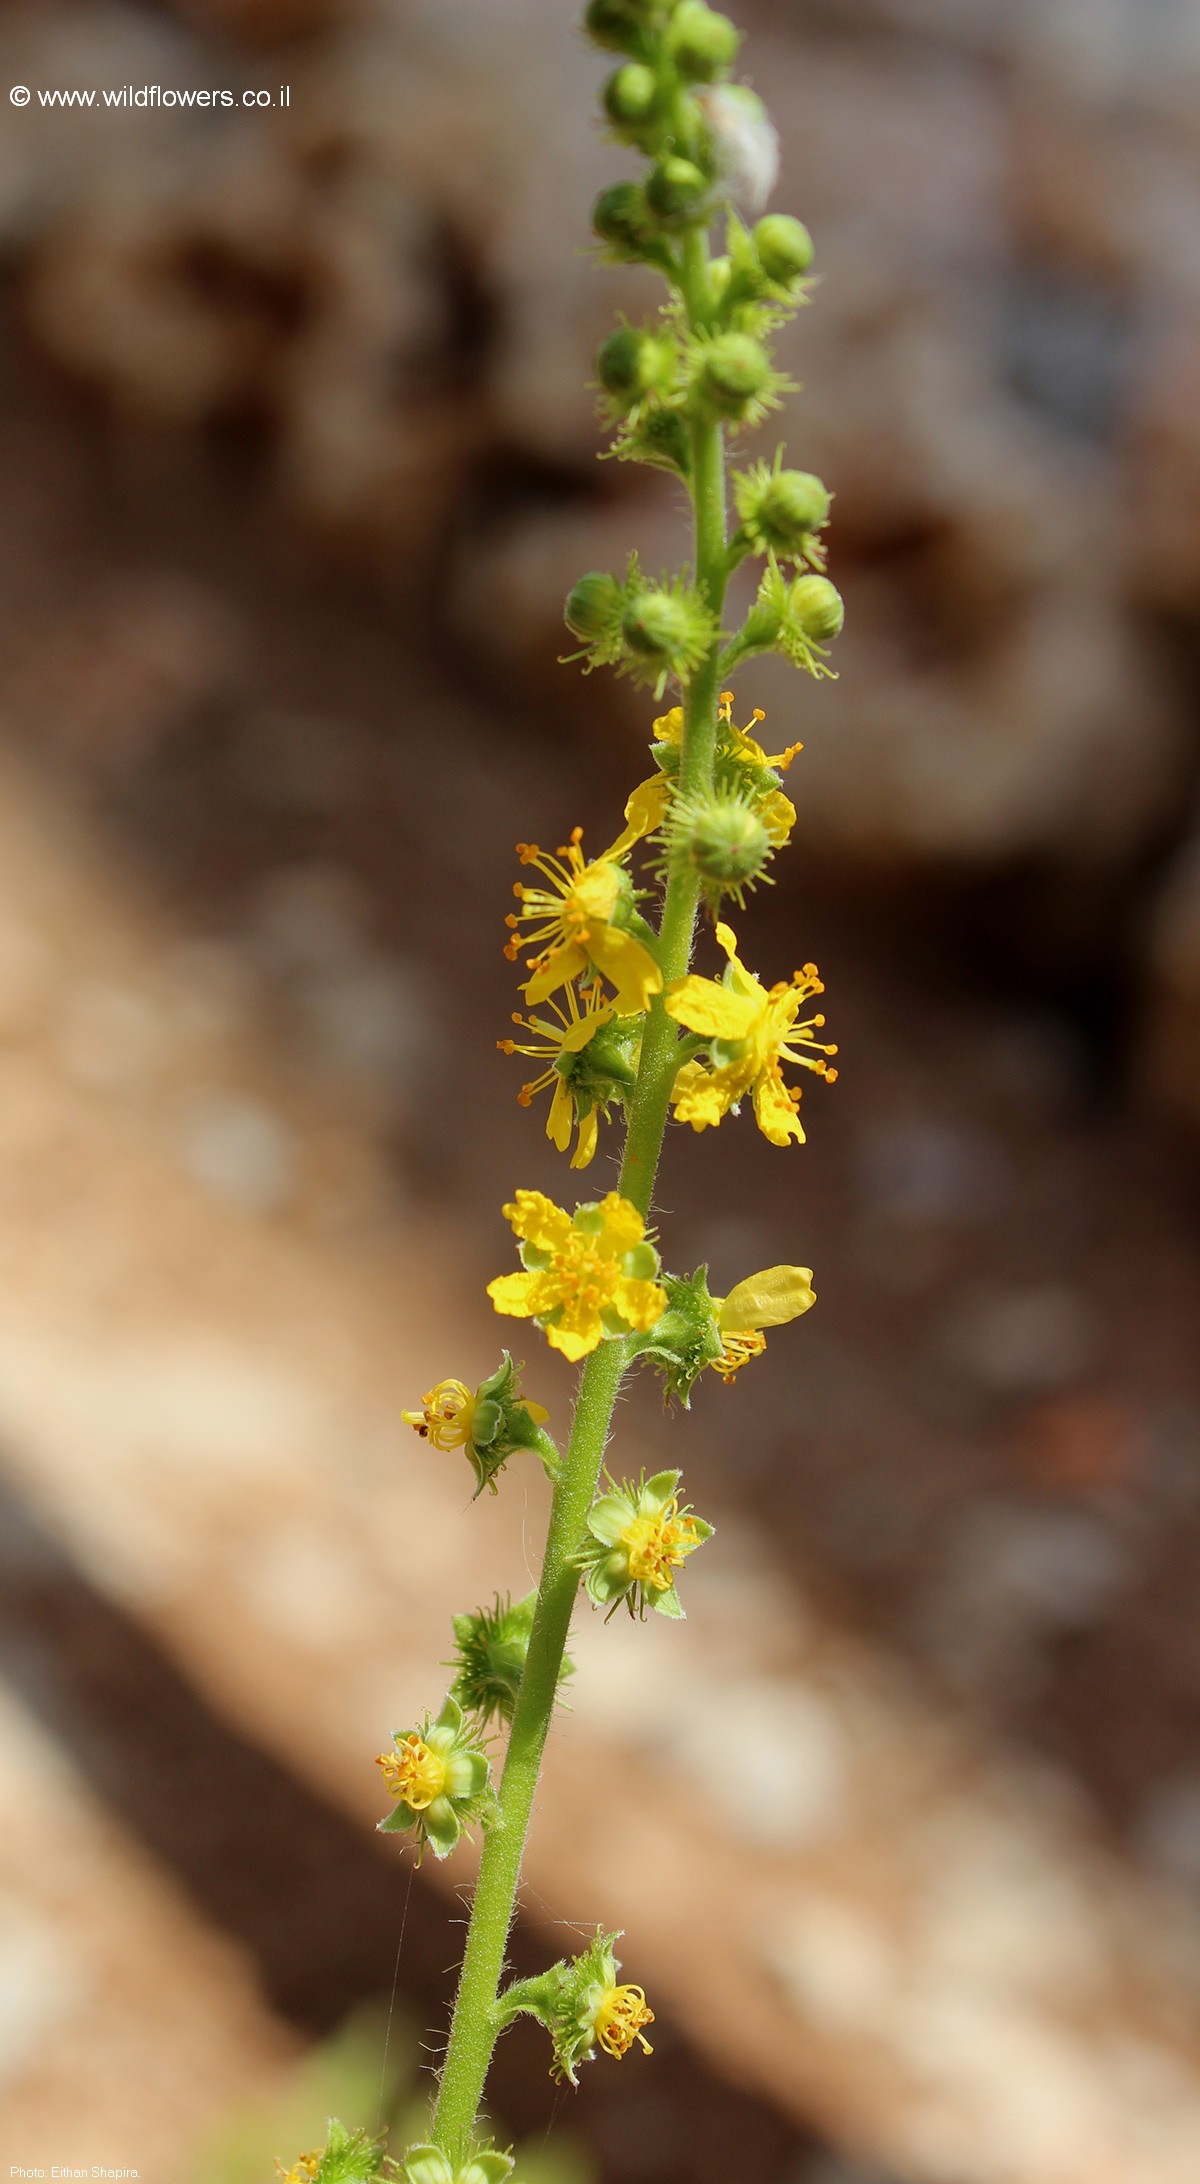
377,1734,449,1812
620,1502,704,1590
595,1982,655,2060
488,1190,666,1362
498,980,614,1168
504,823,663,1018
277,2156,320,2184
402,1380,477,1451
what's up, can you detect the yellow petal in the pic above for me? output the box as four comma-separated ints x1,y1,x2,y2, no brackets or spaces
544,1320,601,1362
753,1070,805,1147
664,973,758,1042
587,926,663,1016
524,1398,550,1423
652,706,684,745
719,1265,816,1333
607,773,672,859
671,1061,736,1132
613,1275,668,1333
487,1272,540,1319
503,1189,571,1252
547,1077,574,1153
760,789,796,848
596,1190,645,1257
560,1003,612,1054
571,1108,599,1169
523,942,588,1006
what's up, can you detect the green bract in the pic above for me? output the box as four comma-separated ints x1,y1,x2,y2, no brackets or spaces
575,1467,713,1618
376,1695,495,1862
634,1265,726,1402
279,2120,387,2184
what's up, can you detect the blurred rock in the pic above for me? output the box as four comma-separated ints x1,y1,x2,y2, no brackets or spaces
177,1092,296,1211
942,1284,1097,1397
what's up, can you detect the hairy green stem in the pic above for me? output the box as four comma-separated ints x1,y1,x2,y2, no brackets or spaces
430,228,729,2167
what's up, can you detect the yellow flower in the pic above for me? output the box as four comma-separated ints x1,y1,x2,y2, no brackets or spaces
503,792,666,1017
487,1189,667,1363
498,981,615,1169
377,1733,448,1811
278,2158,320,2184
717,688,804,774
652,698,797,849
621,1500,705,1591
665,922,836,1147
402,1379,476,1451
594,1982,655,2060
710,1263,816,1382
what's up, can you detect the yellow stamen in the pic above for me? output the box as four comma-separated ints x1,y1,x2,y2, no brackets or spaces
277,2156,320,2183
595,1982,655,2060
402,1380,476,1452
711,1327,768,1383
620,1501,703,1590
377,1734,448,1811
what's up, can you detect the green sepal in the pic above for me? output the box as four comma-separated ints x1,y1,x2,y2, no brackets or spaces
652,1582,685,1619
377,1802,420,1835
422,1795,463,1860
467,1353,559,1496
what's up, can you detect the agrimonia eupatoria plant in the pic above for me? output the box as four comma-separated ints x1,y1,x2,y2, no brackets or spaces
283,1,842,2175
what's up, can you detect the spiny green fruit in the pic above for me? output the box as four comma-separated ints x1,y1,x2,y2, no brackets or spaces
622,589,694,659
679,789,772,885
738,466,830,553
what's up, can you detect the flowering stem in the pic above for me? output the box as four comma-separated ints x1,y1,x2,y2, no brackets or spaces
429,229,729,2169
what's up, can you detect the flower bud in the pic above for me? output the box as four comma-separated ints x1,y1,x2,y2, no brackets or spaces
736,463,830,555
694,331,770,419
789,573,844,640
634,405,692,476
645,155,710,228
596,326,660,403
592,180,656,256
564,570,624,643
667,1,740,80
753,211,814,283
603,61,659,135
623,590,685,657
584,0,656,54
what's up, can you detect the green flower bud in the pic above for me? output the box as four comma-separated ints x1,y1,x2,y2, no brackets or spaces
789,572,844,639
584,0,656,55
694,331,770,419
754,211,814,283
735,458,831,556
592,179,655,256
596,325,663,403
667,1,740,79
564,569,624,642
620,580,716,686
603,61,660,135
645,155,710,228
635,1265,724,1404
634,404,691,476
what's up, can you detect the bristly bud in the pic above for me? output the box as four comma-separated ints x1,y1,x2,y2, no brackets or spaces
603,61,661,140
698,84,779,210
789,572,845,640
667,1,741,80
449,1591,572,1729
645,155,711,229
753,211,814,284
734,453,831,561
614,402,692,478
564,569,624,644
635,1264,725,1404
668,783,774,905
689,330,773,423
620,574,717,693
592,180,673,271
277,2119,387,2184
583,0,658,56
596,325,673,410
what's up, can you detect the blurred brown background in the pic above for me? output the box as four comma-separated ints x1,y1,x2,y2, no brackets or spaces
3,0,1200,2179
